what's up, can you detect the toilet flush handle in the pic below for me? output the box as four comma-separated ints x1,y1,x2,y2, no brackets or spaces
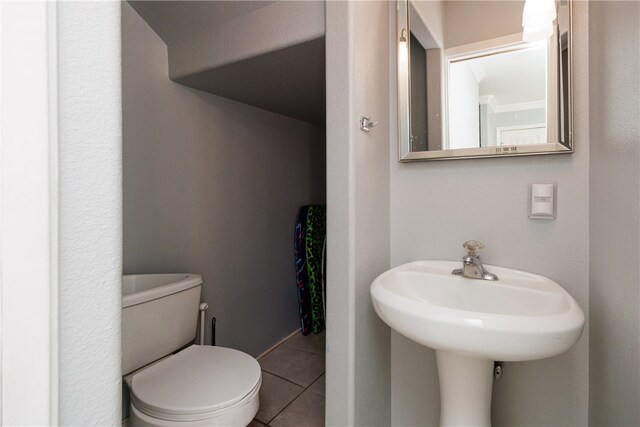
199,302,208,345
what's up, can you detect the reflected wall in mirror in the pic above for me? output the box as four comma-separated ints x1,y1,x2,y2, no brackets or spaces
398,0,573,161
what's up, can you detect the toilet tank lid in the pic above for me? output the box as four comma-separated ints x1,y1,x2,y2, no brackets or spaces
122,273,202,308
130,345,261,417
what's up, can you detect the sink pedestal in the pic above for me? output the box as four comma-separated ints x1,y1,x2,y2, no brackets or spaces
436,351,493,427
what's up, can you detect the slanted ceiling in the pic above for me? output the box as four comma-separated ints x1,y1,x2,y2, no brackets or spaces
128,1,326,125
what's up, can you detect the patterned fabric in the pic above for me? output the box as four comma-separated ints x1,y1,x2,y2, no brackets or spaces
295,205,326,335
295,206,312,335
306,205,326,334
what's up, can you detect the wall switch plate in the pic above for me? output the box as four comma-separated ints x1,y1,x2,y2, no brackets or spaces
529,183,556,219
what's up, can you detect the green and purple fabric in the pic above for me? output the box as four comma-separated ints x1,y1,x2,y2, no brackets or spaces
295,205,326,335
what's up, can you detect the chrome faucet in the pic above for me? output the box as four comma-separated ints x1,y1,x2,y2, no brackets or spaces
451,240,499,281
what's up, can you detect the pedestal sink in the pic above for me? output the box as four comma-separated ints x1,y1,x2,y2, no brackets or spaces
370,260,585,426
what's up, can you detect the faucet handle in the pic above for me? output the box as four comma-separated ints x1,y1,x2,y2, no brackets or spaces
463,240,485,257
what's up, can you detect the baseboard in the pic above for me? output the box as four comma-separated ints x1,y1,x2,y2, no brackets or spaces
257,328,300,360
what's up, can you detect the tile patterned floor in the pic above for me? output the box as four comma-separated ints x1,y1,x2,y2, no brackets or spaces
250,331,326,427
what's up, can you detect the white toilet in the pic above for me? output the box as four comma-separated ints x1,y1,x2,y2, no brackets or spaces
122,273,261,427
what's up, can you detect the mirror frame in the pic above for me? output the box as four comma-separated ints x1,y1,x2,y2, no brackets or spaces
397,0,574,162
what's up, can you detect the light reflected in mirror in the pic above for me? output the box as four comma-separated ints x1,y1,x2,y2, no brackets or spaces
398,0,572,161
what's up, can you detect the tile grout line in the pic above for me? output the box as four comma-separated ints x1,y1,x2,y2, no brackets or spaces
258,334,326,387
255,369,306,424
261,370,308,389
266,371,325,425
255,331,326,427
279,345,326,357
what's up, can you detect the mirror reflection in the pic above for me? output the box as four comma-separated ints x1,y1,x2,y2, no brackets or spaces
399,0,572,161
448,42,547,149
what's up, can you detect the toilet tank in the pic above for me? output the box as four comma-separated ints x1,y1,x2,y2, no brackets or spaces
122,274,202,375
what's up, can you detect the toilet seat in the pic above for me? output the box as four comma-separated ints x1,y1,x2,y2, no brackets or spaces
130,345,261,423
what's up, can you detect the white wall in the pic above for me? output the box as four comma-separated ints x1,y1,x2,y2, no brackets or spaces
57,2,122,424
448,62,480,149
479,103,495,146
588,2,640,425
412,1,445,48
325,1,391,425
122,3,325,356
1,2,57,423
389,2,589,426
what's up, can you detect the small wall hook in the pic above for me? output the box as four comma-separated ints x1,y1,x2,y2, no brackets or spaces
360,115,380,133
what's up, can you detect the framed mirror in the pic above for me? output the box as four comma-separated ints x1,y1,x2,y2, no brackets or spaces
397,0,573,161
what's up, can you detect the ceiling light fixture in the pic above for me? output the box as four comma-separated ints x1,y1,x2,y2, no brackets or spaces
522,0,557,42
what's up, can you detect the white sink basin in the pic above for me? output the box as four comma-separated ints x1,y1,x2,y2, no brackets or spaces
371,260,584,361
371,260,585,426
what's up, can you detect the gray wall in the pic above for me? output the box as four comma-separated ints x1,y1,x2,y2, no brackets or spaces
129,1,325,125
325,1,391,425
493,108,546,130
389,2,589,425
444,0,524,48
482,107,546,146
352,3,392,424
122,3,325,356
588,2,640,426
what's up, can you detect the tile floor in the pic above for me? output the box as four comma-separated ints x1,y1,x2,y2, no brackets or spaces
249,331,326,427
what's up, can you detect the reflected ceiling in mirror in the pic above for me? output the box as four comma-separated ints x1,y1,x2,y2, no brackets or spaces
398,0,573,161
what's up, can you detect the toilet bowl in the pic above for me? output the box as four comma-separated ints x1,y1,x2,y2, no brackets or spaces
128,345,261,427
122,274,262,427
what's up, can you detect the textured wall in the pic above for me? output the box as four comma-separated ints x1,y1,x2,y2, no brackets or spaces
389,2,589,426
588,2,640,425
325,1,391,425
352,2,392,425
325,3,355,423
122,4,325,357
58,2,123,424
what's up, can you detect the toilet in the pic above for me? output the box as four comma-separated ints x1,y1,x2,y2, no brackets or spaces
122,273,261,427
